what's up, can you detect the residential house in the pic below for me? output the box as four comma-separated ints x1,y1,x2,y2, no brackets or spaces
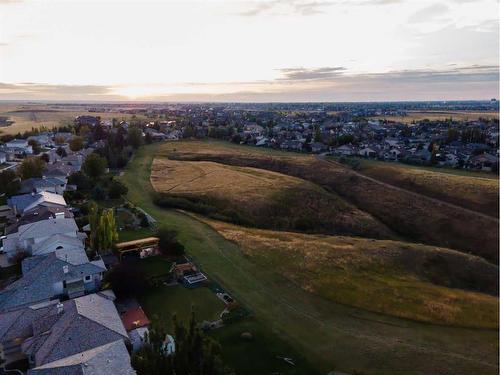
28,340,136,375
310,142,327,153
4,139,33,155
20,177,67,195
0,248,106,312
0,293,131,371
2,216,86,258
5,206,73,235
358,147,377,158
121,306,151,351
7,191,67,216
332,144,356,156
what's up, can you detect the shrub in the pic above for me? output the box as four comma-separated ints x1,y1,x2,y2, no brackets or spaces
156,227,185,256
105,263,150,298
108,180,128,199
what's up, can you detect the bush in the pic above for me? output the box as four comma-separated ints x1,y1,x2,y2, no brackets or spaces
105,263,150,298
91,185,106,200
68,171,93,191
108,180,128,199
139,213,149,228
156,227,185,256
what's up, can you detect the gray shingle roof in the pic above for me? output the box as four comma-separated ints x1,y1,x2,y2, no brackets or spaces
0,293,129,367
28,340,136,375
0,250,105,312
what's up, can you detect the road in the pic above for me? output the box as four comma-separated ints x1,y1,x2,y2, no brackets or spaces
315,154,499,223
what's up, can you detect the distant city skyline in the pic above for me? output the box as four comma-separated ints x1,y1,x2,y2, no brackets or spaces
0,0,498,102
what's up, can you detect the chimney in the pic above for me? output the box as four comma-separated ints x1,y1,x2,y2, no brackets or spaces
63,265,69,274
56,302,64,314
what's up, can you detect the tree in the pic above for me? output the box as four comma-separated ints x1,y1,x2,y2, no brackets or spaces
56,146,67,158
88,202,118,253
54,135,66,145
128,126,143,149
156,227,185,256
108,179,128,199
27,139,41,155
69,136,84,152
131,313,231,375
17,157,46,180
0,170,20,197
106,263,149,298
82,153,107,181
68,171,92,190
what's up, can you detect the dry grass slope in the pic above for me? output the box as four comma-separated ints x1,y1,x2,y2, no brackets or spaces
357,160,499,218
201,218,498,328
372,110,499,123
151,157,394,238
160,141,499,263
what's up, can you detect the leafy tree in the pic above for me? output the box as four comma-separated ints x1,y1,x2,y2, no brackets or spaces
54,135,66,145
56,146,67,157
156,227,185,256
17,157,46,180
313,126,322,143
0,170,20,197
68,171,92,190
28,139,41,154
82,153,108,181
131,313,231,375
69,136,84,152
106,263,150,298
108,179,128,199
128,126,143,149
88,202,118,253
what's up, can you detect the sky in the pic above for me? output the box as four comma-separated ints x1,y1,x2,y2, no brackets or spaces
0,0,498,102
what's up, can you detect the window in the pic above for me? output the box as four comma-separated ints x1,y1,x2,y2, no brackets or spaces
84,275,92,282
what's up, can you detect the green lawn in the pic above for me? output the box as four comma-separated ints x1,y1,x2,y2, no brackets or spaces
133,256,172,278
118,227,155,242
210,319,320,375
138,285,225,329
120,142,499,375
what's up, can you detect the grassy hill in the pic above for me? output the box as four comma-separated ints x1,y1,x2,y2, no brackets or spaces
151,158,394,238
198,217,498,328
346,158,499,218
160,140,499,263
120,143,499,375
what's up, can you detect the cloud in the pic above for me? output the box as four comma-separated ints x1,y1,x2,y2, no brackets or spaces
277,66,347,80
237,0,336,17
408,3,450,24
0,83,121,100
237,0,403,16
1,64,496,102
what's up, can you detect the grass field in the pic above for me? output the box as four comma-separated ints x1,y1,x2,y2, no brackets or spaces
161,140,499,263
350,158,499,218
118,227,155,242
200,218,498,328
0,103,148,135
151,157,394,238
372,110,499,123
139,285,225,328
119,142,499,375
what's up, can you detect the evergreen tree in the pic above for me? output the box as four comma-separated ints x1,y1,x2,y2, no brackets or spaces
131,312,232,375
